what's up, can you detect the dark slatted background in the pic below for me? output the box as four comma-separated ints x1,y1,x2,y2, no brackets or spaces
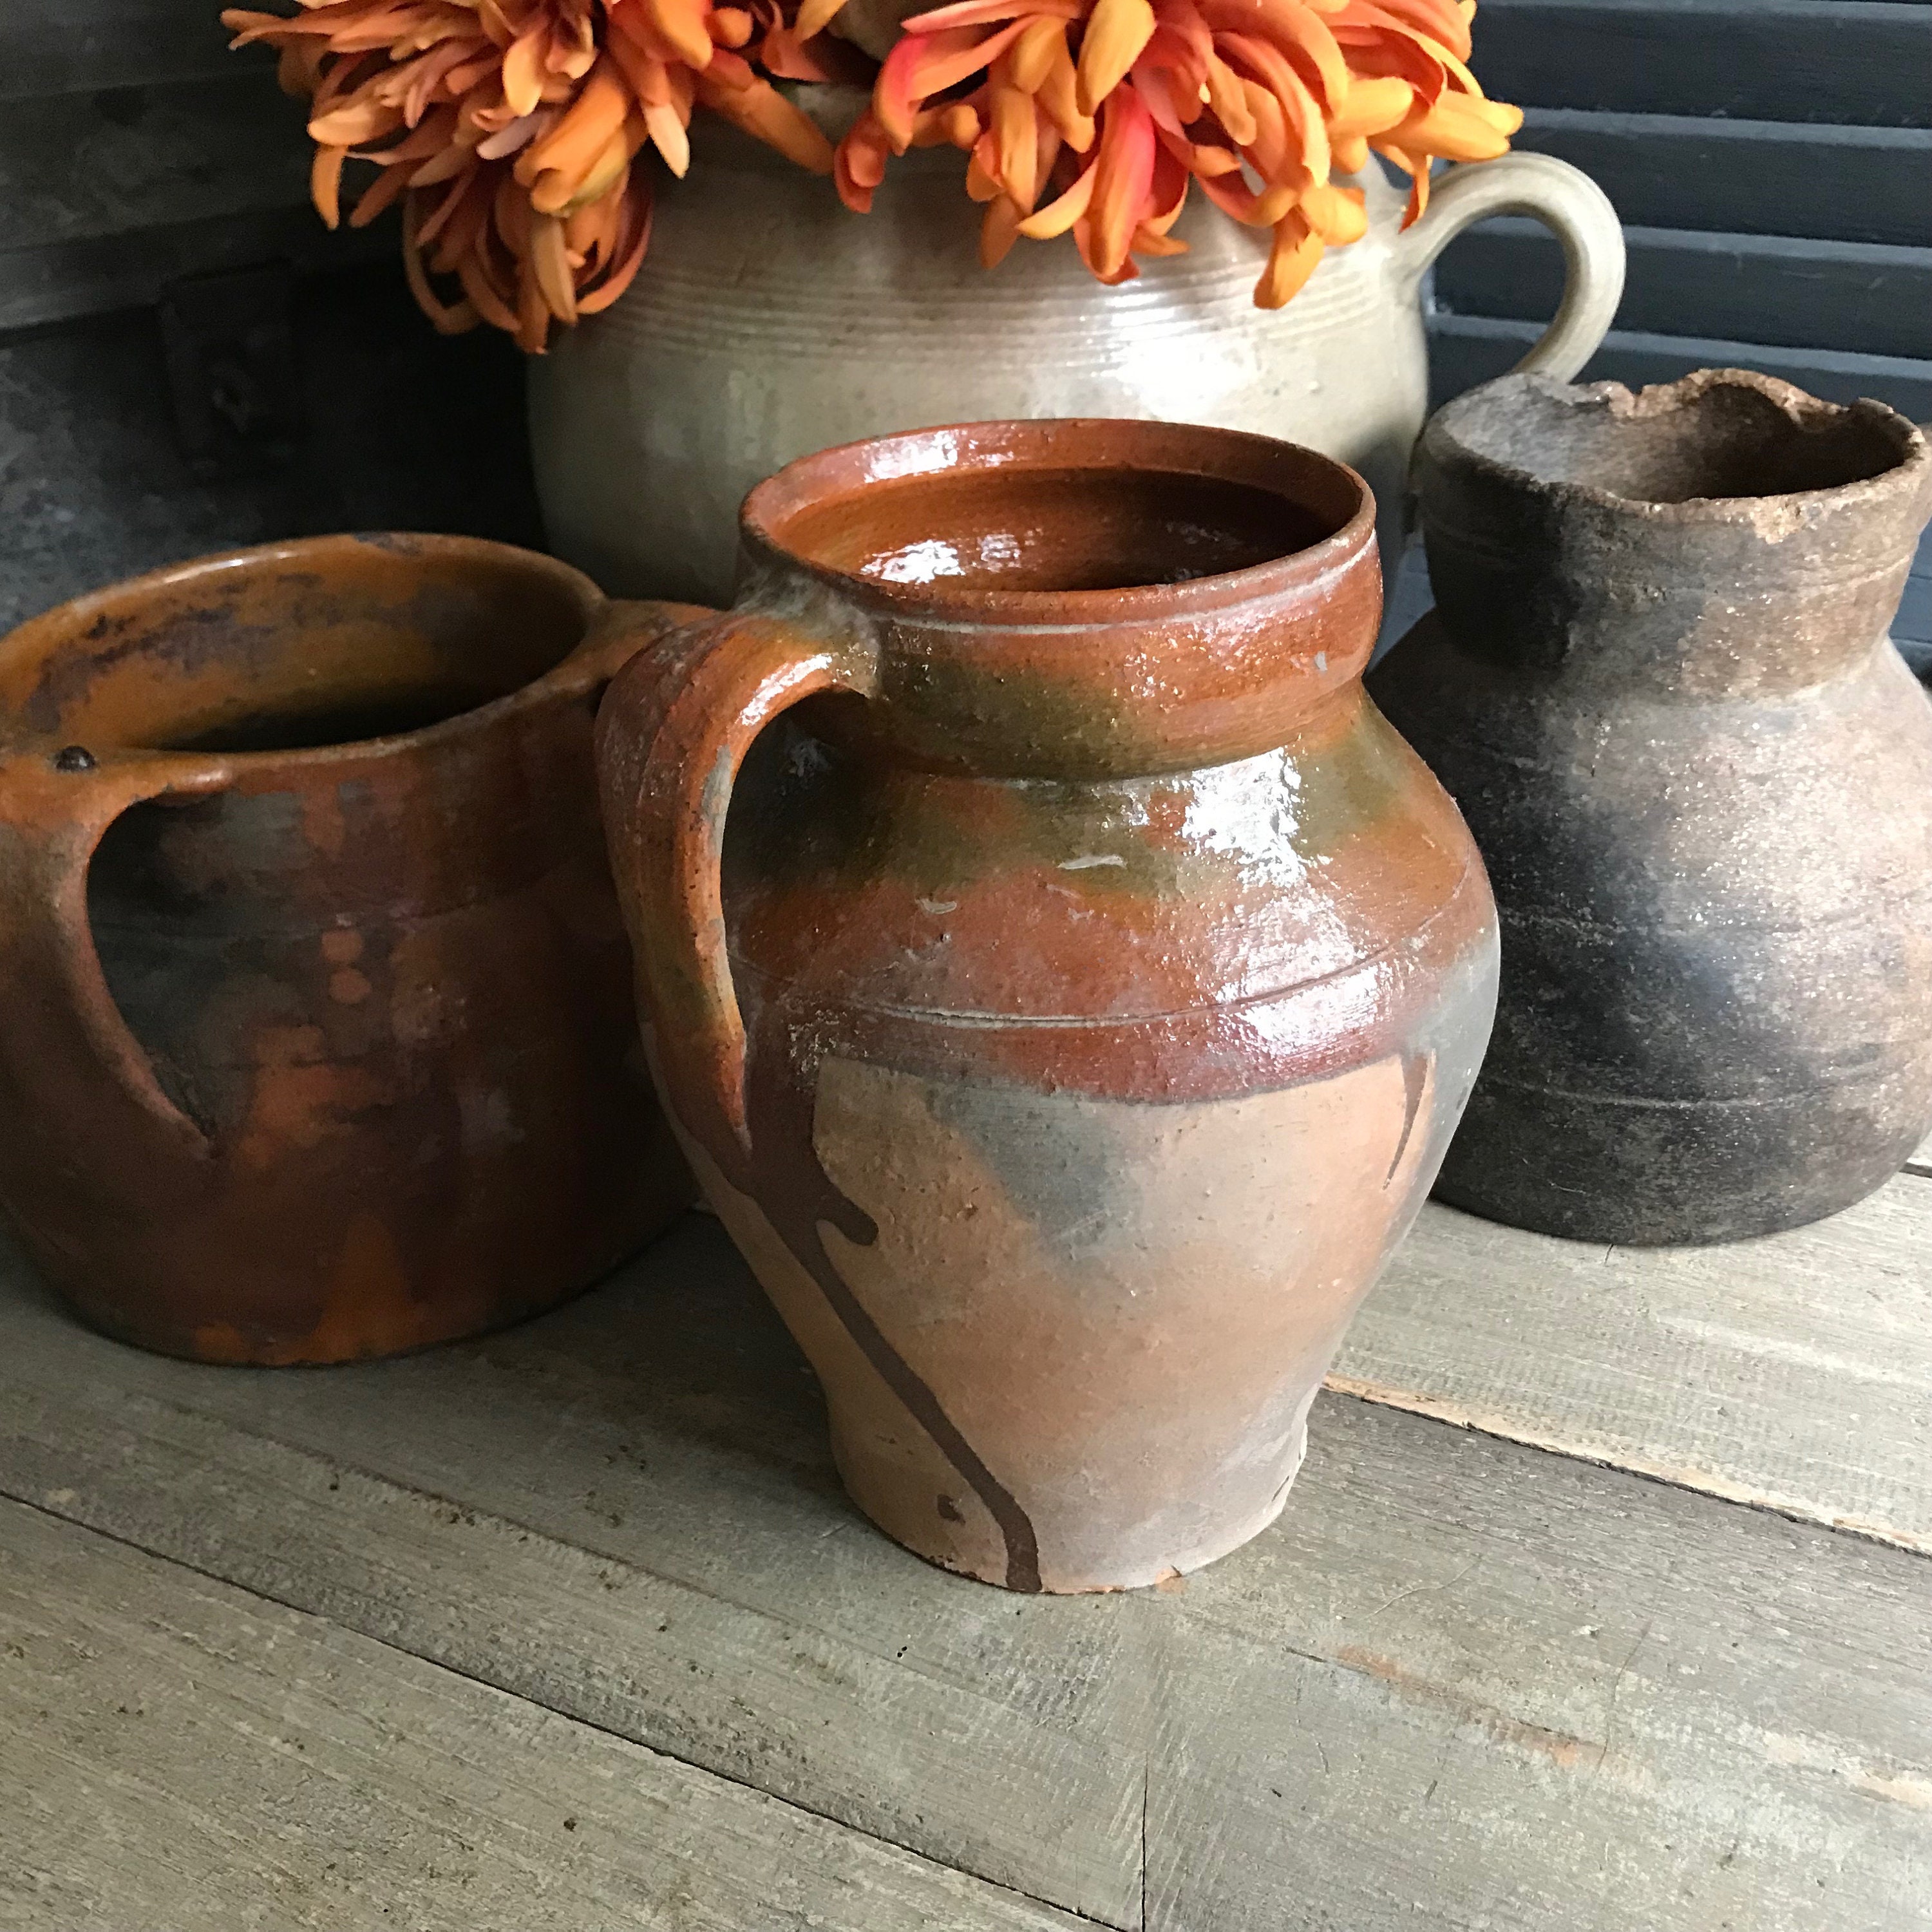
0,2,1927,666
0,3,539,632
1420,0,1932,669
0,6,386,328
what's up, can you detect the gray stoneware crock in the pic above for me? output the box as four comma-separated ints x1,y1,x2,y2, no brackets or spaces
1370,368,1932,1244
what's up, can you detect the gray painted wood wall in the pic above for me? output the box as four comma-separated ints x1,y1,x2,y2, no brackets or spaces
1428,0,1932,665
0,2,1928,657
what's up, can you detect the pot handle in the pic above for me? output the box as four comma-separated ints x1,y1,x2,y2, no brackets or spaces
553,595,721,693
0,746,231,1162
596,612,880,1164
1392,152,1626,381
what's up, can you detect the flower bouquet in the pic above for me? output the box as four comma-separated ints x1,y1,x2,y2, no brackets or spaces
222,0,1522,352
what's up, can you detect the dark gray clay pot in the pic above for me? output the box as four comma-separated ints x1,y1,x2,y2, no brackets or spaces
1369,368,1932,1244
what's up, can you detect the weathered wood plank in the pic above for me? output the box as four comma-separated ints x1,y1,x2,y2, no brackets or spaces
3,1221,1929,1929
1428,312,1932,422
0,209,392,333
0,1224,1147,1928
1335,1175,1932,1551
0,274,544,638
0,77,310,256
0,5,254,102
1513,110,1932,249
1908,1133,1932,1177
1473,1,1932,129
1150,1394,1932,1932
0,1500,1084,1932
1436,222,1932,361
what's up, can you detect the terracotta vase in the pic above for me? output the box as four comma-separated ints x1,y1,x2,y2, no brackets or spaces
1369,370,1932,1244
531,90,1624,605
0,535,703,1363
596,420,1499,1591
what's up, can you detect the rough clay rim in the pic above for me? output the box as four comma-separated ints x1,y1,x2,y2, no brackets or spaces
739,417,1379,627
0,531,608,769
1426,367,1931,524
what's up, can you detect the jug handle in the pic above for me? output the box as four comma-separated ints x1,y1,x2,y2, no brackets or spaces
551,595,719,696
596,612,880,1163
1392,151,1626,382
0,746,231,1160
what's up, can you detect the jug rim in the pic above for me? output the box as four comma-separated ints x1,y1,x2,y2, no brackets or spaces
1423,369,1930,525
0,531,609,770
737,417,1378,627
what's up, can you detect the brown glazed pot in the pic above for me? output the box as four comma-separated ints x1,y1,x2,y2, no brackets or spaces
0,534,701,1363
1370,370,1932,1244
597,421,1499,1593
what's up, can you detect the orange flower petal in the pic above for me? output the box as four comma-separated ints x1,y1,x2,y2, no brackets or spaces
1202,52,1256,146
501,24,549,115
641,0,715,71
457,250,523,332
1017,156,1097,236
518,57,627,189
1076,0,1157,115
349,160,413,227
905,0,1081,27
981,195,1024,265
875,19,1030,149
1036,30,1097,148
1198,0,1347,109
1392,90,1511,161
402,194,482,334
1256,207,1321,307
1327,73,1414,138
1300,179,1365,243
645,99,692,175
795,0,851,37
310,144,348,227
1089,86,1156,275
576,183,656,312
991,71,1040,208
1218,32,1329,183
1132,225,1188,255
1012,15,1067,91
696,72,837,173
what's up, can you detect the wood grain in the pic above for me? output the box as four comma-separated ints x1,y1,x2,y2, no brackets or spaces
1473,0,1932,128
1336,1175,1932,1550
0,75,391,330
2,1219,1928,1928
0,77,309,256
1151,1392,1932,1932
1435,220,1932,361
0,1499,1084,1932
1513,109,1932,249
0,5,253,102
0,1223,1148,1928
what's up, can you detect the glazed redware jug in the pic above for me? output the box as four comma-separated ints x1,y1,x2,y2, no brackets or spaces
597,421,1499,1592
0,535,699,1363
1370,370,1932,1242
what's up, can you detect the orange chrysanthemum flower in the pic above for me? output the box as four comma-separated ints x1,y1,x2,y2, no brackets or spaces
828,0,1522,305
222,0,838,349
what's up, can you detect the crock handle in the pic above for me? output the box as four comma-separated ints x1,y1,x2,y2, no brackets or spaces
0,748,230,1162
1393,151,1627,381
595,612,880,1167
556,596,720,691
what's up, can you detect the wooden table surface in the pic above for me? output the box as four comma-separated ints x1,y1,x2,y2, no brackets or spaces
3,1141,1928,1930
